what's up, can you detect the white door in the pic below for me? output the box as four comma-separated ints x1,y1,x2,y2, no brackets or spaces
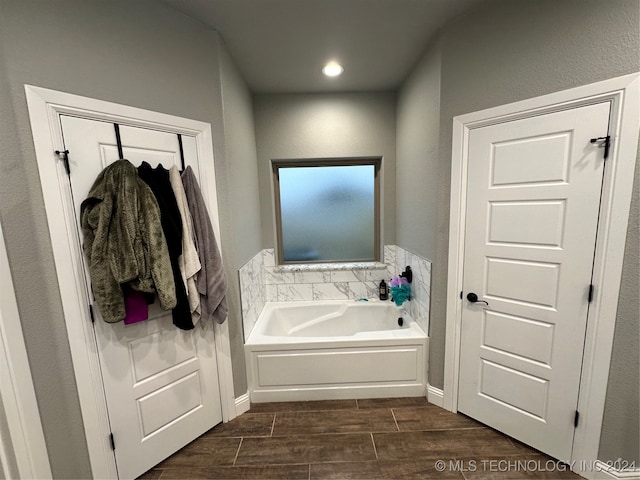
60,116,223,479
458,102,610,462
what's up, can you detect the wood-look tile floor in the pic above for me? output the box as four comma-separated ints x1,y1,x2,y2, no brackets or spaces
139,397,582,479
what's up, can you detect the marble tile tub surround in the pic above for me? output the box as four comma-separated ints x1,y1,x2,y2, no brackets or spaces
239,246,431,338
389,245,432,336
238,251,265,339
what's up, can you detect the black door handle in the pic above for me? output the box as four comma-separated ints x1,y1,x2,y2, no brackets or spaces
466,292,489,306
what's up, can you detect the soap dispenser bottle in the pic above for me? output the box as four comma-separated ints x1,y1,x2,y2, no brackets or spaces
379,279,389,301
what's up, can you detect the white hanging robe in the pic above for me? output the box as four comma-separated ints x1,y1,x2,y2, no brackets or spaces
169,165,202,324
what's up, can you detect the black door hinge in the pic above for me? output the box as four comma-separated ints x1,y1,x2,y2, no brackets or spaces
89,304,95,323
55,150,70,175
574,411,580,428
590,136,610,160
109,432,115,450
588,284,594,303
460,291,463,300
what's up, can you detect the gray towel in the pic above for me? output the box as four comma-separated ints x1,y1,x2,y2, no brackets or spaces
181,166,228,324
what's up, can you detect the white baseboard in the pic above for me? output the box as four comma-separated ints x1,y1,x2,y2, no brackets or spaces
249,384,425,403
591,462,640,480
427,383,444,408
234,392,251,417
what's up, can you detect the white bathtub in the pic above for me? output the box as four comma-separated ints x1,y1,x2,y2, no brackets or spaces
245,300,428,402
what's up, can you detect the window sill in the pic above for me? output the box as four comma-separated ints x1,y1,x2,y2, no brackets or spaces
274,262,387,273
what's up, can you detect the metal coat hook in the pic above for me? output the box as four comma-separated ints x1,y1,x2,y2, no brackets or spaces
114,123,124,159
55,149,70,175
590,135,610,159
177,134,186,172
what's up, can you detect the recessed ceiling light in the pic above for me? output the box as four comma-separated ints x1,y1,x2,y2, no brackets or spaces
322,61,344,77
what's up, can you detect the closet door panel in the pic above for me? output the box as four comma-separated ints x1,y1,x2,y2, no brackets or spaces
181,135,198,171
60,116,222,479
119,125,186,170
59,116,119,220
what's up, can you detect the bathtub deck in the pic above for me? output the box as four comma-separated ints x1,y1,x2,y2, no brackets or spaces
140,397,581,479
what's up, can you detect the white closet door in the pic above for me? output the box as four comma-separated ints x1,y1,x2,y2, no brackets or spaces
457,101,610,462
60,115,222,479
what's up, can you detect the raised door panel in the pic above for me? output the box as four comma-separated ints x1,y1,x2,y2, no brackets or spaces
60,116,222,479
458,101,610,462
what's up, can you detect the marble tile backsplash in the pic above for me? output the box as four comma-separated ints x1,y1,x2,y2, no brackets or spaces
239,246,431,338
238,251,264,338
394,246,432,336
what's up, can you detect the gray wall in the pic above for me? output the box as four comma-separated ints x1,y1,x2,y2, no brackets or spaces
396,0,639,464
599,149,640,463
0,0,260,476
254,93,397,251
0,26,15,480
218,40,262,394
396,37,441,279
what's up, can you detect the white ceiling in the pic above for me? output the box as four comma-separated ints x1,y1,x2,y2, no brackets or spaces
162,0,486,93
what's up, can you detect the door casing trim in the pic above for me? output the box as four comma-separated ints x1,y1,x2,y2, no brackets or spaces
444,73,639,477
0,223,52,478
25,84,237,479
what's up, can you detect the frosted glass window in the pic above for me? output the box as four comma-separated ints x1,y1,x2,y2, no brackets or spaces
274,160,380,264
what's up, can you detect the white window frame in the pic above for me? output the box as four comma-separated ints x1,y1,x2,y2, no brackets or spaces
272,157,382,265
